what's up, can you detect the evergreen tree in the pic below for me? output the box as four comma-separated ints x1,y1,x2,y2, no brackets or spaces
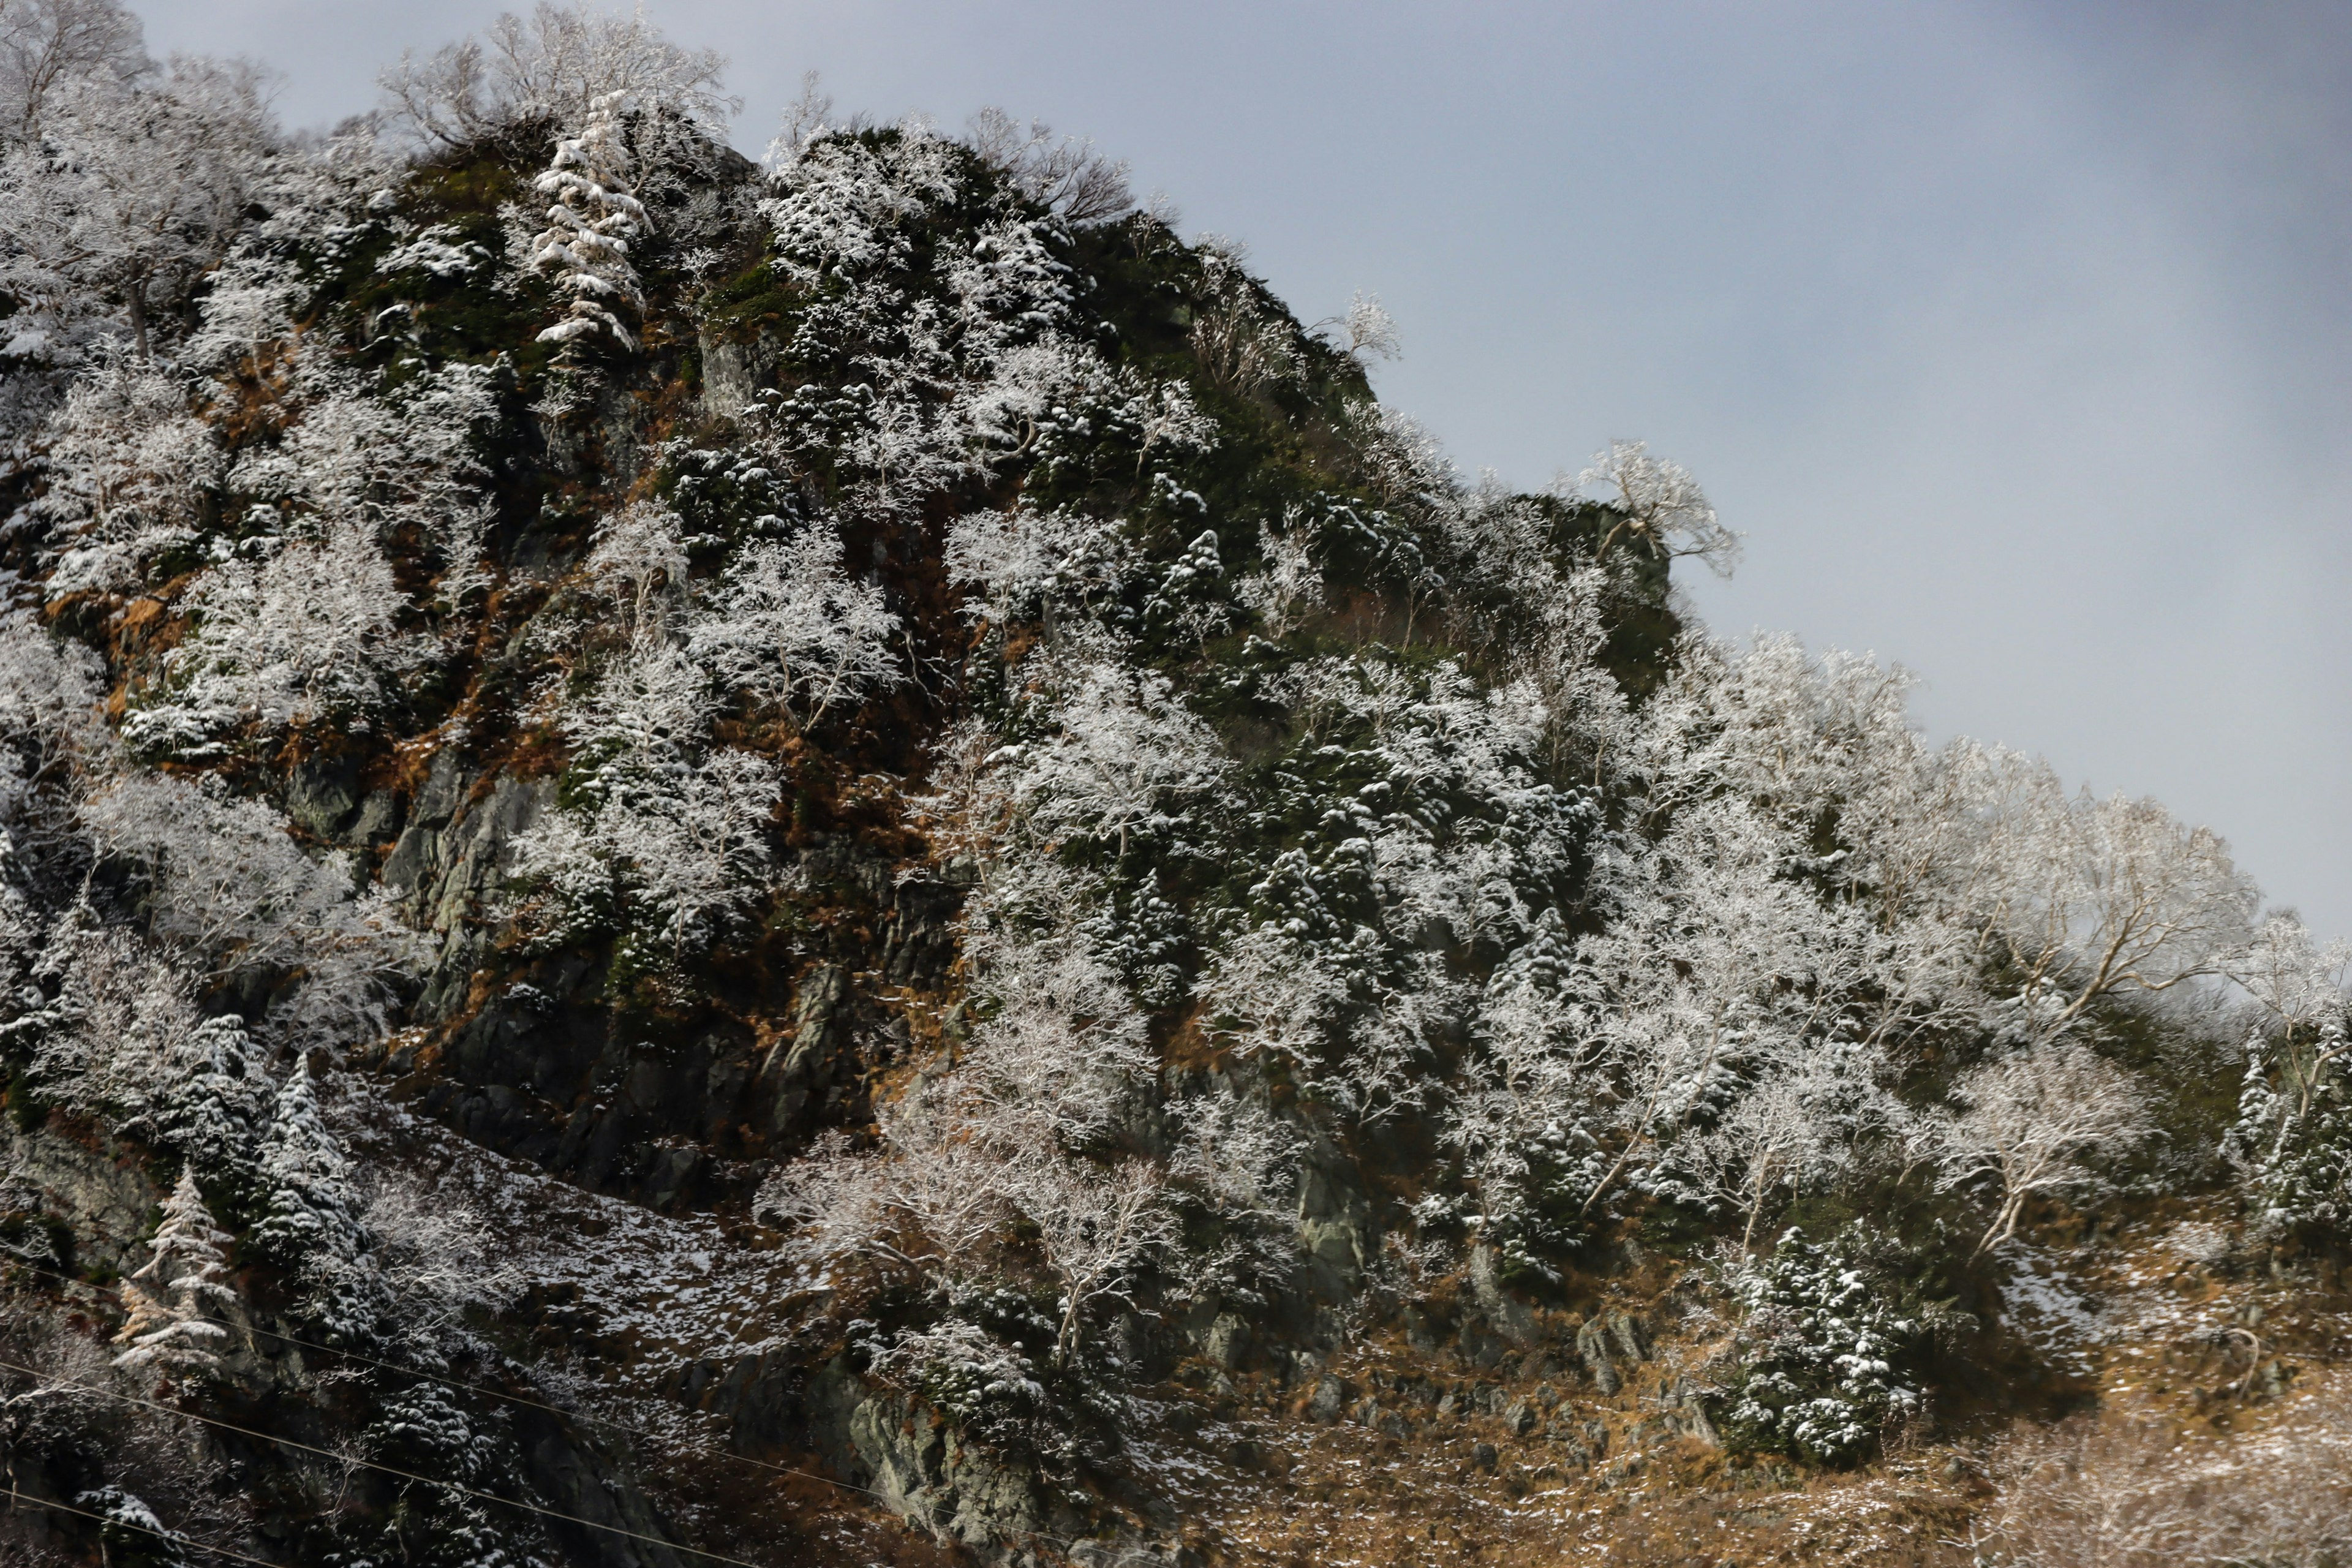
151,1014,270,1216
251,1058,382,1342
1718,1227,1923,1467
527,89,647,350
113,1167,235,1374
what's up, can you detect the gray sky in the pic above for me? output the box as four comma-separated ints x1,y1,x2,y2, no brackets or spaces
137,1,2352,937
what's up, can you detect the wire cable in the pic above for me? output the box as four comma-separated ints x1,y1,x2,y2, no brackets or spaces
0,1352,770,1568
2,1253,863,1496
1,1254,1102,1556
5,1485,290,1568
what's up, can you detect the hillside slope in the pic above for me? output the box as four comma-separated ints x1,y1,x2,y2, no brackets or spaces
2,7,2350,1566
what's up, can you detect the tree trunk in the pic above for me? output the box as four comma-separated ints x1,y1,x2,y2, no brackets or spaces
126,279,150,361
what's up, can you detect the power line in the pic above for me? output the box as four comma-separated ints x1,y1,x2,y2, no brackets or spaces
2,1253,862,1496
2,1254,1101,1557
6,1485,289,1568
0,1352,771,1568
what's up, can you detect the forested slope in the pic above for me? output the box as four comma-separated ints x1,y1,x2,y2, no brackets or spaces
2,5,2350,1566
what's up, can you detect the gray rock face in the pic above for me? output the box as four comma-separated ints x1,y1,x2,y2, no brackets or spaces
1577,1316,1623,1395
2,1119,159,1272
698,328,772,423
1204,1311,1252,1370
802,1360,1134,1566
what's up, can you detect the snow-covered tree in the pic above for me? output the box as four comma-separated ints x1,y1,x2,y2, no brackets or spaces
1313,290,1400,366
1014,1155,1172,1364
529,89,647,350
0,0,147,141
121,521,421,753
1970,764,2258,1049
584,497,688,646
945,504,1133,634
1234,511,1325,640
1574,439,1741,576
512,638,780,962
251,1058,382,1341
151,1014,271,1198
2220,917,2352,1230
30,354,221,595
11,905,194,1128
1718,1226,1921,1466
967,105,1133,224
1927,1045,2151,1254
78,772,418,1047
113,1167,236,1374
0,54,275,358
685,524,903,726
382,0,734,151
1002,655,1228,864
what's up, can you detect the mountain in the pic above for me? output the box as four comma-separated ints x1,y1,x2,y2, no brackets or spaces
1,4,2348,1565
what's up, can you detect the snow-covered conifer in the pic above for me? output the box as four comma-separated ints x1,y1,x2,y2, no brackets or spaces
152,1014,271,1198
1720,1227,1921,1466
113,1167,236,1373
251,1058,382,1340
251,1058,360,1265
529,89,647,350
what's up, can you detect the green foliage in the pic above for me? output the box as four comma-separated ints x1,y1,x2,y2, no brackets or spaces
1717,1226,1924,1467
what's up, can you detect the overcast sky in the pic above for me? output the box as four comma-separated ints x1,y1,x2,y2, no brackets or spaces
135,0,2352,936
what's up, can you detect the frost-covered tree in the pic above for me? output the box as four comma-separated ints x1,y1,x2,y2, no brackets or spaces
1234,511,1325,640
1313,290,1400,366
121,521,421,753
251,1058,383,1341
78,772,418,1047
30,355,221,595
113,1168,235,1374
363,1175,527,1335
1570,796,1888,1212
685,524,903,726
1928,1046,2150,1254
1970,763,2258,1049
151,1014,271,1199
0,54,274,358
513,638,780,961
382,0,734,151
0,0,146,141
1574,439,1741,576
584,497,689,645
967,105,1133,224
1015,1155,1172,1364
529,89,647,350
10,905,195,1128
945,504,1133,635
221,358,499,606
1003,655,1228,864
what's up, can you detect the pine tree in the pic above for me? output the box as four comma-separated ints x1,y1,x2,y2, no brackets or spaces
113,1167,235,1374
251,1058,359,1263
250,1058,382,1341
152,1014,270,1214
528,90,647,350
1719,1227,1923,1467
